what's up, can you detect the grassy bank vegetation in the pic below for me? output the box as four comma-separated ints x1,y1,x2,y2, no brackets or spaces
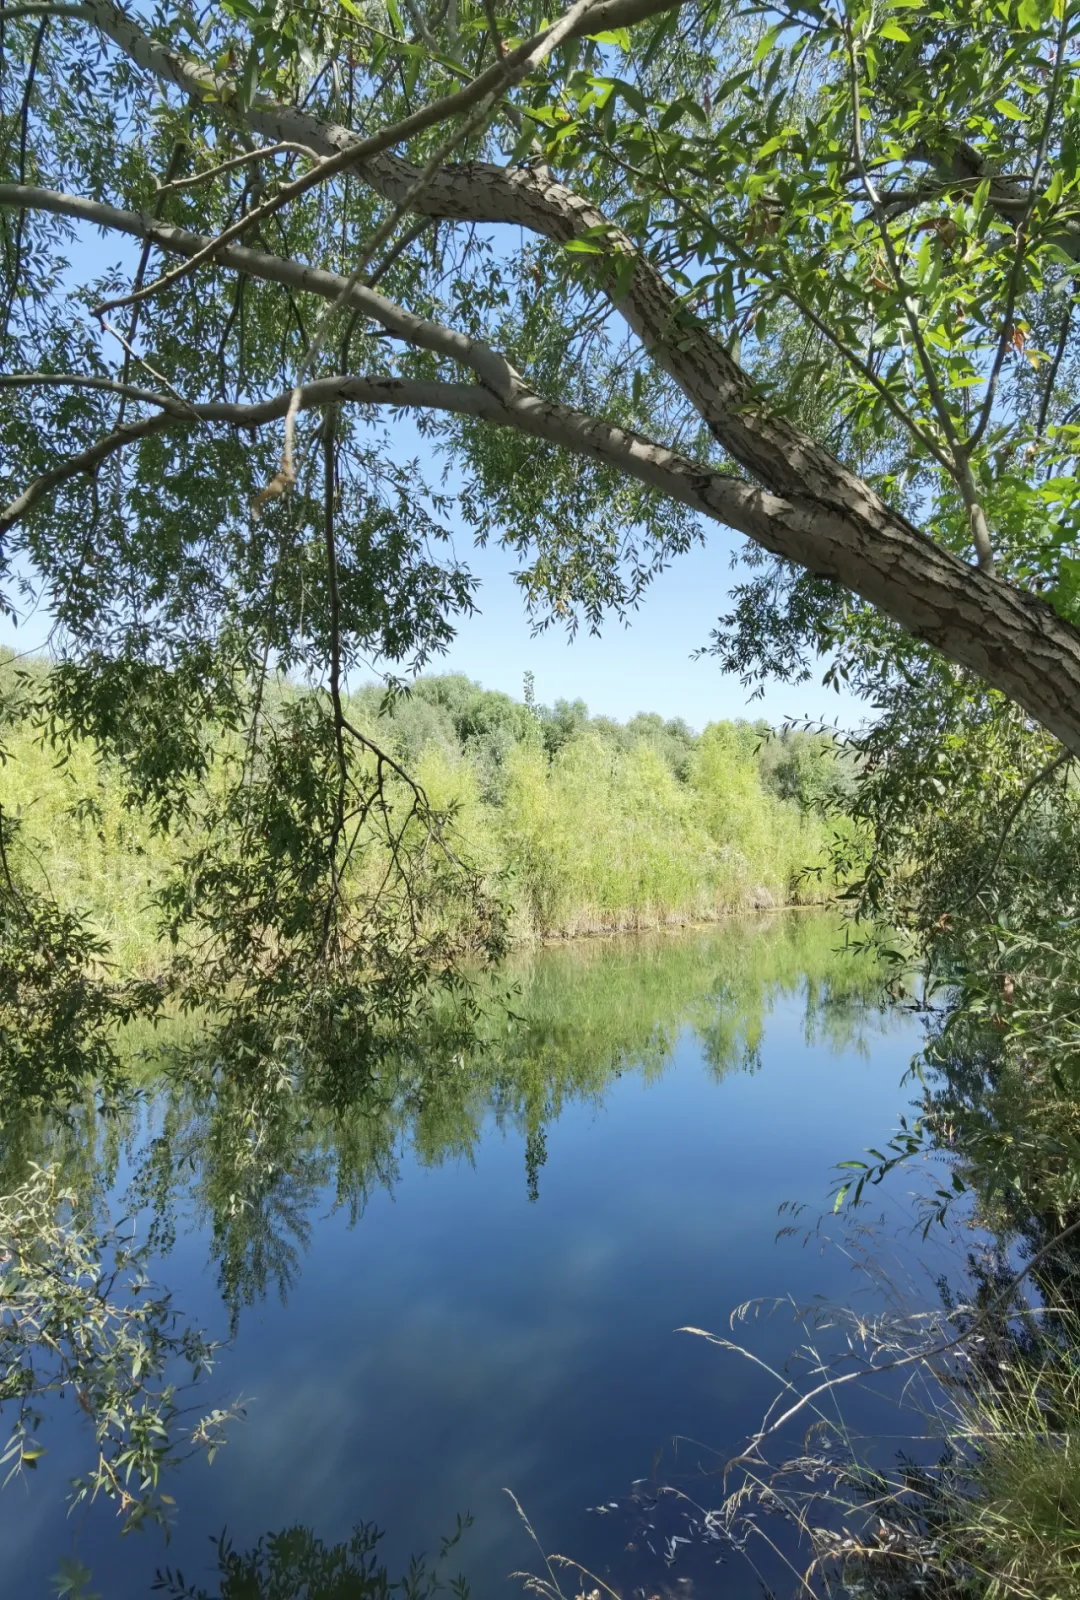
0,657,849,966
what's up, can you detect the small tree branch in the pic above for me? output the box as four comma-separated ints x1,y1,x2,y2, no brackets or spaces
846,26,997,573
0,371,184,406
0,183,523,396
157,140,321,196
276,0,604,501
1036,295,1075,440
966,0,1070,457
117,139,187,429
0,801,27,909
0,3,86,18
769,277,956,475
482,0,506,59
951,749,1073,915
88,0,662,324
845,24,968,475
320,405,347,957
399,0,438,50
0,371,775,537
0,14,47,344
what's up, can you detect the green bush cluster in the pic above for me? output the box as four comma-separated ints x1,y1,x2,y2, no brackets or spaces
361,676,849,939
0,661,850,965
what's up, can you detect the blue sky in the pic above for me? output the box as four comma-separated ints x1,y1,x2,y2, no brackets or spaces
432,527,856,729
0,519,858,731
2,220,863,734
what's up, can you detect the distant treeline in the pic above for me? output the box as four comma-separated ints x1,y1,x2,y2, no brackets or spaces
0,660,852,961
353,675,852,936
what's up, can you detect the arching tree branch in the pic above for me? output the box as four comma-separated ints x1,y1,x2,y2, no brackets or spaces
0,184,522,397
6,179,1080,755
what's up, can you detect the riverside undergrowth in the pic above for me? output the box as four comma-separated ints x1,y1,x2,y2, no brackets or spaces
0,657,848,969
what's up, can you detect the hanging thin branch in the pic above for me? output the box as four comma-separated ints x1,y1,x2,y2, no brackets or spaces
320,404,348,957
0,15,46,344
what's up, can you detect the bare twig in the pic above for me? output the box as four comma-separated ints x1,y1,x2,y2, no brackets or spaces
96,314,196,412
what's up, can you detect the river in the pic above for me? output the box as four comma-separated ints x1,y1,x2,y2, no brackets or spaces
0,914,938,1599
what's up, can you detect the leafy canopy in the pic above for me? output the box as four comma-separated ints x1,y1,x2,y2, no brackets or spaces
0,0,1079,1086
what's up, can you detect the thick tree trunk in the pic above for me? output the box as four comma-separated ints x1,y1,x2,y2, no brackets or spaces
9,2,1080,751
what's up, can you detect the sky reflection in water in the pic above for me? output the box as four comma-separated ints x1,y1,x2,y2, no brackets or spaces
0,916,935,1599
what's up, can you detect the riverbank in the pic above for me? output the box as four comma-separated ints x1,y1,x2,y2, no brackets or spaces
0,663,847,969
530,896,833,947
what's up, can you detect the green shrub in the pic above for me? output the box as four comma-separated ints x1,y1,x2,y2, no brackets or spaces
0,665,846,965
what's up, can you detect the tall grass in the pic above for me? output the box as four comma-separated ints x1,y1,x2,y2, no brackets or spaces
0,696,177,970
959,1345,1080,1600
0,663,845,968
659,1241,1080,1600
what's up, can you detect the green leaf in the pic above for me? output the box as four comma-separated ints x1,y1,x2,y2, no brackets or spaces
753,26,781,64
239,43,260,110
612,252,636,299
609,77,647,115
1051,555,1080,621
508,123,539,163
994,97,1026,121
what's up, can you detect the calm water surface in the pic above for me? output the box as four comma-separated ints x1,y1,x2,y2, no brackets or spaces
2,915,936,1598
